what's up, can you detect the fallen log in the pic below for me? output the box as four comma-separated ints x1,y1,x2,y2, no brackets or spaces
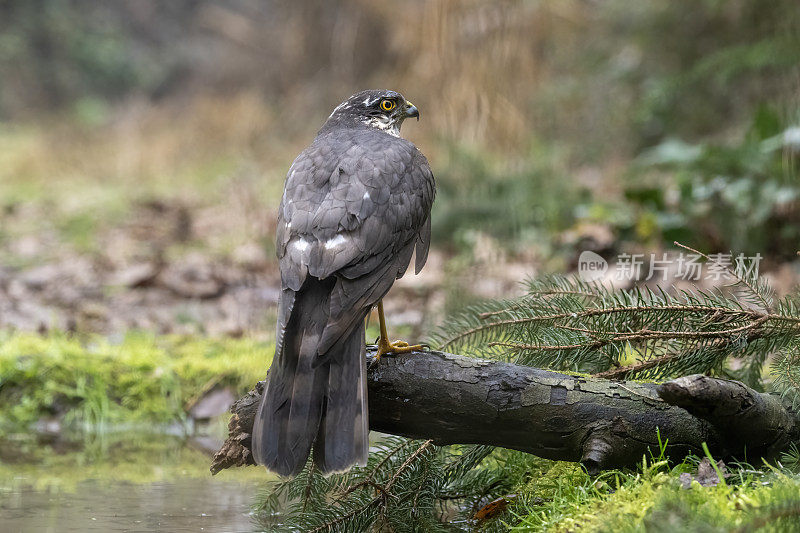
211,348,800,475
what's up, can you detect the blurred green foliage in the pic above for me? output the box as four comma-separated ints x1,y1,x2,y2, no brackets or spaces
432,143,584,252
623,0,800,145
627,107,799,257
0,0,166,114
430,0,800,256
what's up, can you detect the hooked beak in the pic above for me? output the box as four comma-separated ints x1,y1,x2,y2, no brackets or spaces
404,101,420,121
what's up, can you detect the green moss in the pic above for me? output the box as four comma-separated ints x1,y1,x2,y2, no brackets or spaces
509,456,800,532
0,331,273,433
508,461,600,531
559,473,769,532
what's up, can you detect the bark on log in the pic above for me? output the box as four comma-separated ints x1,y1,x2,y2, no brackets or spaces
211,348,800,475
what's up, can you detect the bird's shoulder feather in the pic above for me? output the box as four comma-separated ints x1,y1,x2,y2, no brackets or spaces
277,127,434,291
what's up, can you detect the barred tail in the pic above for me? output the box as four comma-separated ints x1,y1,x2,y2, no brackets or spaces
252,278,368,476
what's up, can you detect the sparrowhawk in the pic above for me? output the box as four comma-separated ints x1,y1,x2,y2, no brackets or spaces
252,90,435,476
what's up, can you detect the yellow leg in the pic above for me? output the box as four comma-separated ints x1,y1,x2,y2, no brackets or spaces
374,300,424,361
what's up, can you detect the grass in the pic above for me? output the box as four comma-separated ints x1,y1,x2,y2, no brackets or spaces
0,331,274,434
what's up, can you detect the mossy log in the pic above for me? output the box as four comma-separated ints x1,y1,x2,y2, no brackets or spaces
211,348,800,475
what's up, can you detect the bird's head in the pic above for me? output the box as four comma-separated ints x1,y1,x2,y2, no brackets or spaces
323,89,419,137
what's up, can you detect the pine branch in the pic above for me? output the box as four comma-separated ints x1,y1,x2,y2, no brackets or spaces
384,440,434,494
438,304,748,350
302,462,317,512
491,314,771,351
429,272,800,393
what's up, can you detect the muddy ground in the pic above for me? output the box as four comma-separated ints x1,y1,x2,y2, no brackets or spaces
0,197,533,340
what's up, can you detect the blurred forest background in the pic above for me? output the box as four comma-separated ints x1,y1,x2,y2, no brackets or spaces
1,0,799,339
2,2,800,530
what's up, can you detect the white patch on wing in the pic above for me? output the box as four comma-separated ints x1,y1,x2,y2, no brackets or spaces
362,191,370,200
324,234,348,250
292,238,310,252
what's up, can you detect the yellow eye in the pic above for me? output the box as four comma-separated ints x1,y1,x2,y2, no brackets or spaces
380,99,396,111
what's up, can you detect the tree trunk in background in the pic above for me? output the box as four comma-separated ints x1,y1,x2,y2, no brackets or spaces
212,349,800,475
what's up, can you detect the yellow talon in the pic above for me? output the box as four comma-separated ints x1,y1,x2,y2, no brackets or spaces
376,339,423,358
371,301,424,363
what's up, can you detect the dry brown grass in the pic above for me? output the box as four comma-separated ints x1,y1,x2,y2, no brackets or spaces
0,92,297,264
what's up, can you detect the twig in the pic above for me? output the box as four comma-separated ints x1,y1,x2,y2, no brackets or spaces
490,315,770,352
478,290,599,319
307,440,435,533
341,479,389,499
342,440,413,497
302,462,317,512
674,241,772,313
385,440,434,493
594,353,681,379
362,440,413,485
308,498,378,533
